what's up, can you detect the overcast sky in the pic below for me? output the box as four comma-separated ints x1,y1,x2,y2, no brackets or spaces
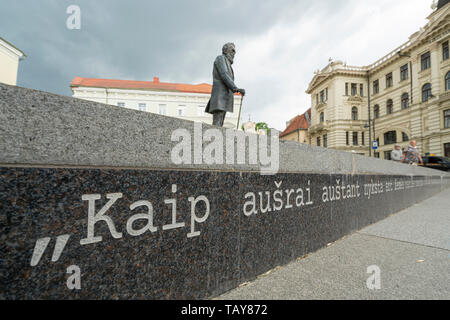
0,0,433,130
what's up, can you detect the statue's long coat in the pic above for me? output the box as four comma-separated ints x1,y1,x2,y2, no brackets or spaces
205,55,238,114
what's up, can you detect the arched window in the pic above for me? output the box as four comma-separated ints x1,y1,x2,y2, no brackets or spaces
320,112,324,123
384,131,397,145
422,83,432,102
401,93,409,109
352,107,358,120
374,105,380,119
445,109,450,128
386,99,393,115
402,132,409,142
446,72,450,91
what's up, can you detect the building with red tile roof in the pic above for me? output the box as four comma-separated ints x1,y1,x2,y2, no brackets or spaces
280,109,311,144
70,76,242,129
70,77,214,94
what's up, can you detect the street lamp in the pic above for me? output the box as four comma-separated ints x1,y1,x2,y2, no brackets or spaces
364,122,371,156
366,71,372,157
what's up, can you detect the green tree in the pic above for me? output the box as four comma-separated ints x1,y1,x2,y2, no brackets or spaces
255,122,271,135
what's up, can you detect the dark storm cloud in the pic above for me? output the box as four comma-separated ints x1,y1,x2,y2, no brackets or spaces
0,0,431,129
1,0,319,93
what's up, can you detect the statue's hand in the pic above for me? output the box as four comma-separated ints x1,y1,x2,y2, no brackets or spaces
237,88,246,96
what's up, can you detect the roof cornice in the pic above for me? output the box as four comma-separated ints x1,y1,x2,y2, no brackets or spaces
0,37,26,58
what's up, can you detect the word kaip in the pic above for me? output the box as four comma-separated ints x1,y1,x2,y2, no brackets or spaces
80,185,210,245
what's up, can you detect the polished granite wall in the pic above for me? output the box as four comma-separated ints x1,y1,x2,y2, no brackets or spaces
0,82,443,177
1,167,449,299
1,83,450,299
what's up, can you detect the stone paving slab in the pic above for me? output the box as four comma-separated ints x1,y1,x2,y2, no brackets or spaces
218,233,450,300
360,188,450,251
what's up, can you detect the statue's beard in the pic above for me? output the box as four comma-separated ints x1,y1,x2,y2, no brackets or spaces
225,53,234,64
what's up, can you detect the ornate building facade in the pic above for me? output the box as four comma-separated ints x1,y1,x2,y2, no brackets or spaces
307,1,450,158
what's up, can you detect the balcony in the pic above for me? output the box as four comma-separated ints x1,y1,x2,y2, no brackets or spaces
438,91,450,103
316,102,327,110
347,95,363,103
309,121,328,134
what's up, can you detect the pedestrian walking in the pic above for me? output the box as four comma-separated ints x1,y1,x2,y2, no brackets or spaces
391,144,403,162
402,140,423,166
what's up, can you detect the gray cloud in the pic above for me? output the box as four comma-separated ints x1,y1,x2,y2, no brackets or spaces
1,0,431,130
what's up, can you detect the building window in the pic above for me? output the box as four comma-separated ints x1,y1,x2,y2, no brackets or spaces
374,152,380,158
360,84,364,97
445,143,450,157
117,102,125,107
197,106,205,116
443,41,449,61
421,51,431,71
352,132,358,146
346,132,349,145
374,105,380,119
422,83,432,102
384,131,397,145
402,132,409,142
384,151,392,160
345,83,349,96
138,103,146,111
361,132,365,145
317,137,321,147
400,64,409,81
316,94,319,105
351,83,357,96
158,104,167,115
320,112,324,123
401,93,409,109
352,107,358,120
320,90,325,103
386,73,393,88
446,72,450,91
373,80,379,94
386,99,393,115
444,109,450,128
326,88,328,100
323,134,328,148
177,105,186,116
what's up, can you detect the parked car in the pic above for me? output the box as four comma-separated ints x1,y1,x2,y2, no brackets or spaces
420,156,450,172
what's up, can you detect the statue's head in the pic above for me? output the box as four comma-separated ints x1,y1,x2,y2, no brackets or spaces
222,42,236,64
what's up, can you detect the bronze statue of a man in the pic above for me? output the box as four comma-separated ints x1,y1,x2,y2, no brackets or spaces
205,43,245,127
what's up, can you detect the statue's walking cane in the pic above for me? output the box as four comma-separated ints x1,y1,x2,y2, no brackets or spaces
236,94,244,130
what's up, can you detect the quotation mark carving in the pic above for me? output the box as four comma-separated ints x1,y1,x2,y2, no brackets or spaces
30,234,70,266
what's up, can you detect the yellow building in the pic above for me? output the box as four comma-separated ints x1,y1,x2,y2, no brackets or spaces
307,1,450,159
280,109,311,144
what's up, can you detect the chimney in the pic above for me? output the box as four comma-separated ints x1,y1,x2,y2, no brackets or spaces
153,77,160,83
